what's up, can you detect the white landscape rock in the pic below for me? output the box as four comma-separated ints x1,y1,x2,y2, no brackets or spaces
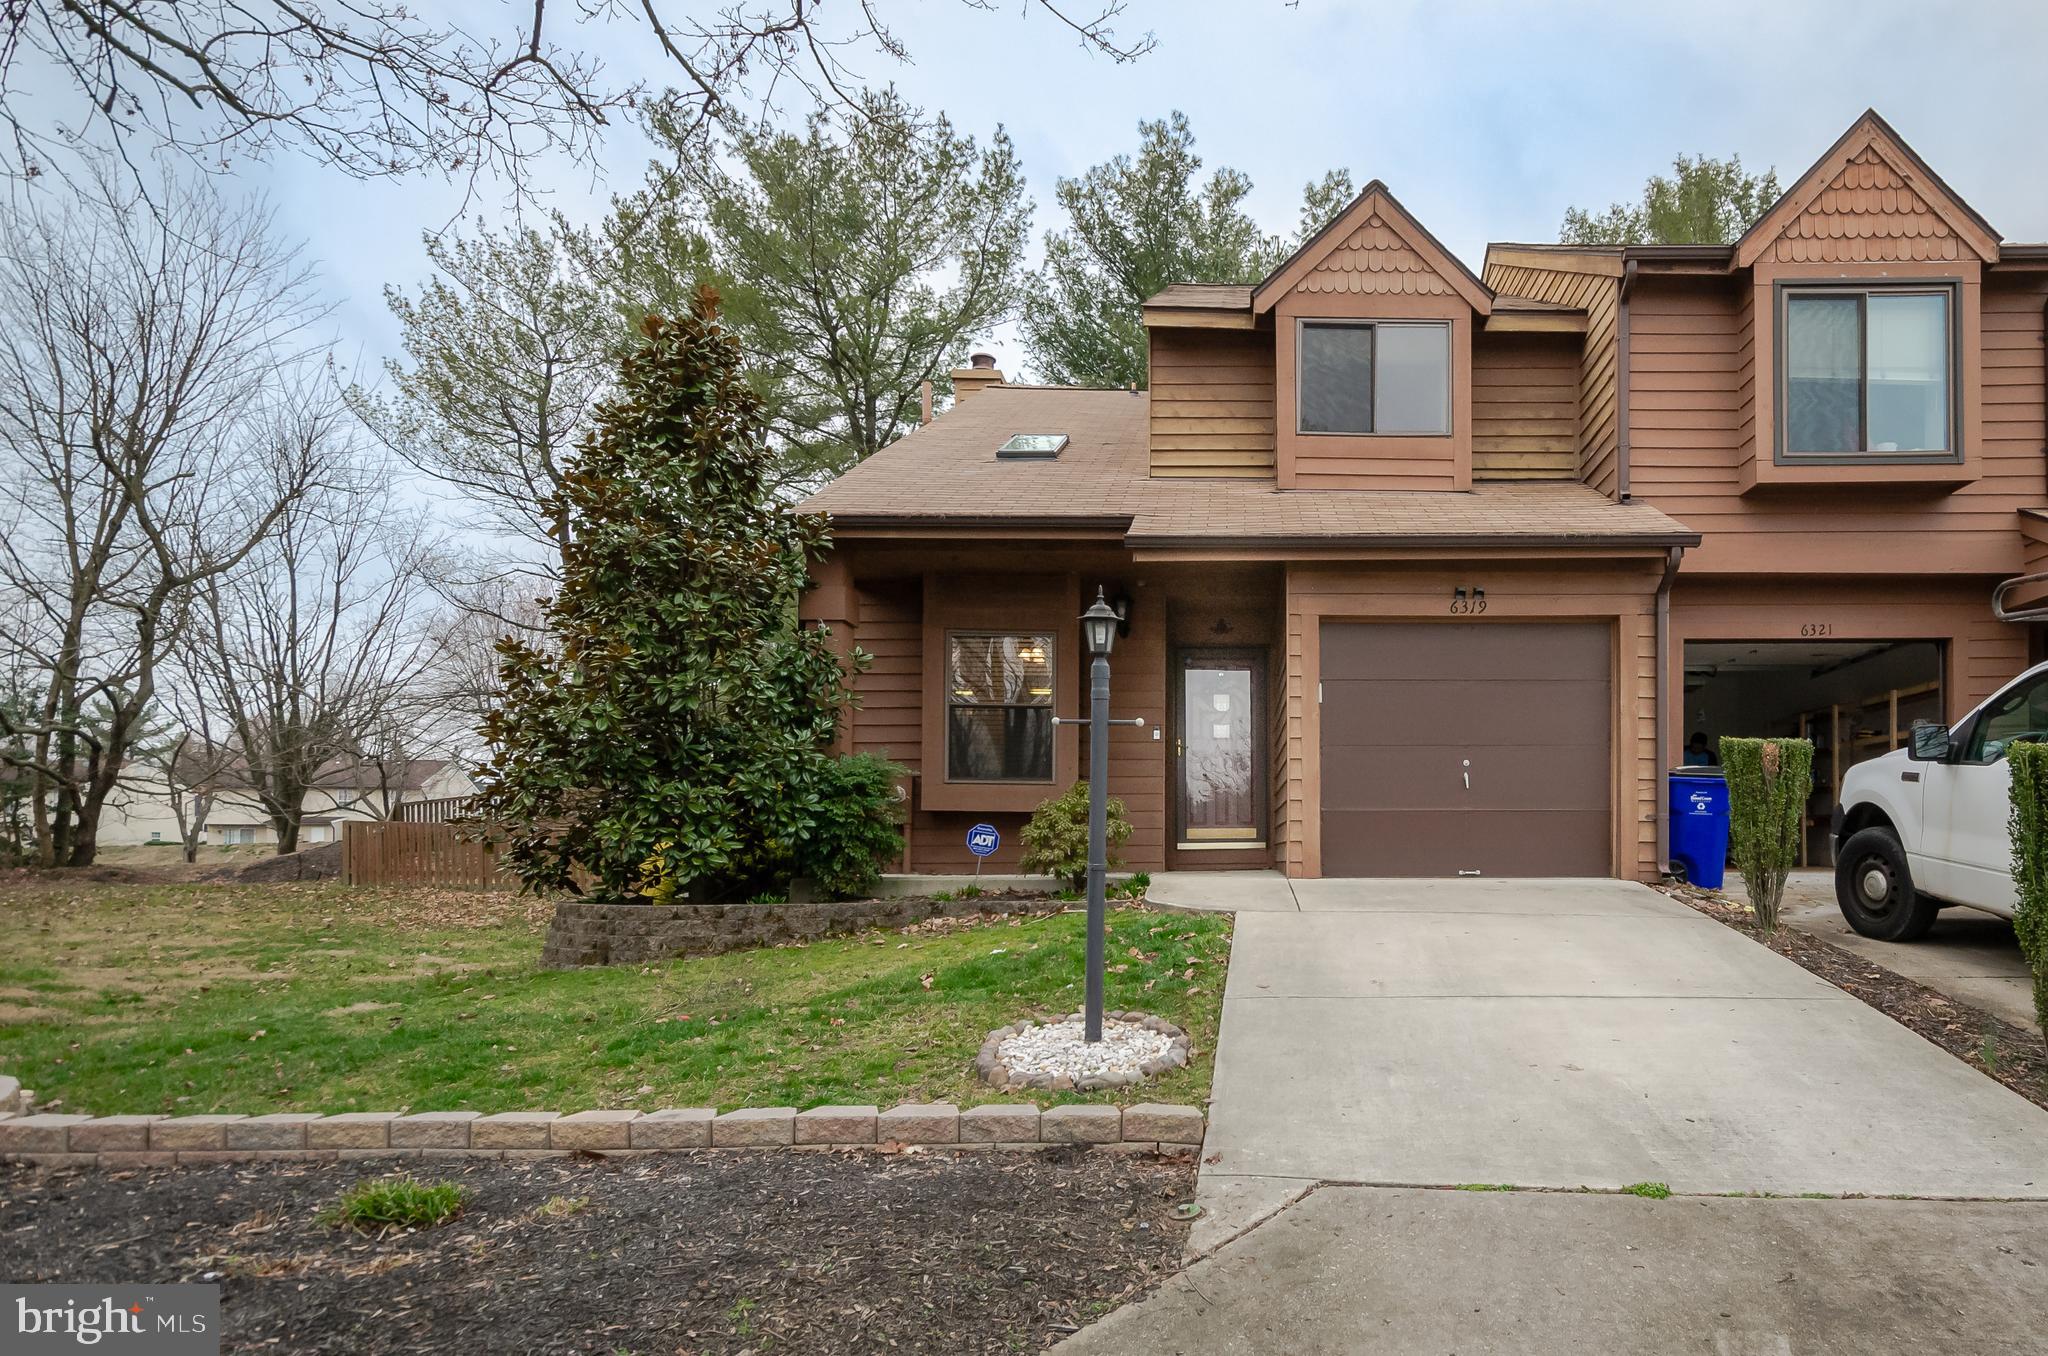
993,1017,1179,1090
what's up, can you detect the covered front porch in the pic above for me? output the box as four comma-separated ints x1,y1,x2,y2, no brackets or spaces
805,543,1285,877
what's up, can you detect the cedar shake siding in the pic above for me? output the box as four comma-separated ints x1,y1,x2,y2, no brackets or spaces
1147,327,1276,479
1482,251,1624,495
1471,330,1581,480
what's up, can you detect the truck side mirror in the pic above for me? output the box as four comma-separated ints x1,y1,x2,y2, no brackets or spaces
1908,722,1952,762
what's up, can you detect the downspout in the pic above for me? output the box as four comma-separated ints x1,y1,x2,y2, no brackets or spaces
1616,258,1637,502
1654,543,1684,878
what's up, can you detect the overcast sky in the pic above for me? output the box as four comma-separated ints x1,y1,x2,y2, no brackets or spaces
249,0,2048,385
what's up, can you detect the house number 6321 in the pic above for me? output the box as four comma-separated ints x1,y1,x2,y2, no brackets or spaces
1800,622,1832,637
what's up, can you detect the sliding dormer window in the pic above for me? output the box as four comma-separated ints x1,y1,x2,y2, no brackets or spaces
1780,284,1958,461
1297,320,1451,436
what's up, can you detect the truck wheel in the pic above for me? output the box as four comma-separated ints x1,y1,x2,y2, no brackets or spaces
1834,826,1938,942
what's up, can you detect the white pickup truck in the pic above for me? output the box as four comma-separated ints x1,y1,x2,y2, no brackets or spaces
1832,660,2048,940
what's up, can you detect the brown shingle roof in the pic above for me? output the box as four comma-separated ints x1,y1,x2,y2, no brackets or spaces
800,387,1698,551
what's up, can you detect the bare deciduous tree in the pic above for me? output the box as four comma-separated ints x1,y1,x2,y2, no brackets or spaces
183,423,444,855
1,1,1152,187
134,699,234,864
0,169,327,866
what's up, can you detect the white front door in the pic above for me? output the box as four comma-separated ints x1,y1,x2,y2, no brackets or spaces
1923,669,2048,913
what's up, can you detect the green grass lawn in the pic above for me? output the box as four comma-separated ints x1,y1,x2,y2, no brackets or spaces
0,880,1232,1117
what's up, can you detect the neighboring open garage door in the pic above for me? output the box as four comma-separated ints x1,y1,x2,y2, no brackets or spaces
1319,622,1612,877
1682,639,1943,865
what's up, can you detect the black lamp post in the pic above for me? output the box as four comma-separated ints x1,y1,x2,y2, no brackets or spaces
1079,587,1121,1043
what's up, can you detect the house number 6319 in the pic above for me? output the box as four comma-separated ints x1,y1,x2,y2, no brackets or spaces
1449,596,1487,615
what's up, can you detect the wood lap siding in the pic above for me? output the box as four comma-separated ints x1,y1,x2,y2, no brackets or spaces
851,583,922,773
1482,261,1622,495
1472,332,1580,480
1628,274,2048,576
1090,588,1167,871
1149,328,1276,478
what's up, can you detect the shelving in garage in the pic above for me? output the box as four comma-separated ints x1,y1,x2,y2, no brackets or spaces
1683,640,1944,865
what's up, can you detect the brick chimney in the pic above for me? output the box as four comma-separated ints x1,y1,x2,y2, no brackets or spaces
950,351,1004,405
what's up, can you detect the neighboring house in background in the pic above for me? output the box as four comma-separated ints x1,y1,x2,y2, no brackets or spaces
99,758,476,849
798,110,2048,881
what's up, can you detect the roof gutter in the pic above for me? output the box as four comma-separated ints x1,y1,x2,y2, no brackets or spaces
1128,529,1702,554
1621,243,1736,268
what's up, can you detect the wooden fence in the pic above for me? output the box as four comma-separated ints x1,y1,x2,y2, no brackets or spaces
397,795,475,824
340,820,511,890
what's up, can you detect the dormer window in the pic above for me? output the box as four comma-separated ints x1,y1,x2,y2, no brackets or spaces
1781,285,1957,461
1296,320,1451,436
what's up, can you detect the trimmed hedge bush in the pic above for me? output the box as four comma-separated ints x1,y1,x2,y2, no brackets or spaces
1719,736,1813,933
1020,782,1134,891
2007,741,2048,1037
801,753,909,900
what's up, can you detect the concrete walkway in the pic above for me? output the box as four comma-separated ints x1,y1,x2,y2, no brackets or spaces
1188,876,2048,1251
1057,1187,2048,1355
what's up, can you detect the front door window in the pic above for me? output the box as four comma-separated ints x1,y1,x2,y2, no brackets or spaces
1178,655,1262,846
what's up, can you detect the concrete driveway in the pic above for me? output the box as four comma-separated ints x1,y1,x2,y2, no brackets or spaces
1188,875,2048,1250
1059,1188,2048,1356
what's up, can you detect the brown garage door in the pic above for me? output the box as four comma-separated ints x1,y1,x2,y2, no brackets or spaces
1319,622,1612,877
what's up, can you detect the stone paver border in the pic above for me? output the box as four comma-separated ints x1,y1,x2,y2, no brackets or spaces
976,1011,1192,1091
0,1089,1204,1169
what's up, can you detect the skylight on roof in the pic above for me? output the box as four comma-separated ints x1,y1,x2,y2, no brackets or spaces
996,433,1068,460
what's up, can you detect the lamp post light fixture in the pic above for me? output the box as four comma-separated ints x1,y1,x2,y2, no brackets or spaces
1074,586,1144,1042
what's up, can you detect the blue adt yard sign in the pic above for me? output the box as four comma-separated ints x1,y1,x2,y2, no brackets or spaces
966,823,1000,857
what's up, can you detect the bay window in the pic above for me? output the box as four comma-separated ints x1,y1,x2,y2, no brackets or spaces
945,632,1055,782
1782,286,1956,459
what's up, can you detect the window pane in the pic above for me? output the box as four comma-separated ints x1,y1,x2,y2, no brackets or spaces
1785,295,1862,453
949,707,1053,781
947,634,1053,706
1298,323,1374,434
1969,674,2048,763
1867,293,1948,452
1373,323,1450,434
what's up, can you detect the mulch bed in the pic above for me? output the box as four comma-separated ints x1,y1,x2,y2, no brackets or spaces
1663,883,2048,1114
0,1150,1195,1354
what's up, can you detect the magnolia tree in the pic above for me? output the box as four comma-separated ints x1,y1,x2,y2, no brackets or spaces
472,288,900,904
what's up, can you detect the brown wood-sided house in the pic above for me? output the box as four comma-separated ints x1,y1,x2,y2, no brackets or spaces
797,111,2048,882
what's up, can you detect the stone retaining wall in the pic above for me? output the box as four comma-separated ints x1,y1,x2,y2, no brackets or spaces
540,892,1069,967
0,1100,1205,1169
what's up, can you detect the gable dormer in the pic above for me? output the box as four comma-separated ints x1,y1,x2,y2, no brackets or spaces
1731,111,2000,491
1255,184,1493,490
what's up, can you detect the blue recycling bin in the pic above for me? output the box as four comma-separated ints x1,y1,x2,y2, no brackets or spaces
1668,768,1731,889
